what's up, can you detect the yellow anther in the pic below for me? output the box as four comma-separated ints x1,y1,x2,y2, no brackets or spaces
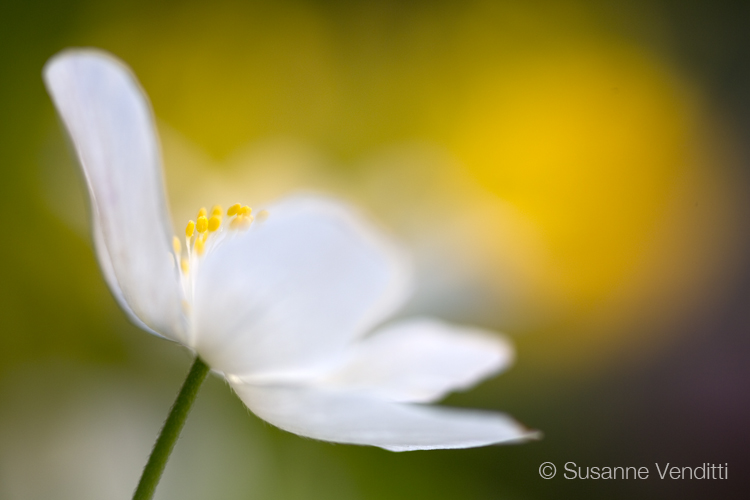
185,220,195,238
194,237,205,255
256,209,269,221
196,216,208,233
197,207,207,218
231,214,254,230
180,258,189,274
227,203,241,216
208,215,221,232
172,236,181,256
240,205,252,216
211,205,223,217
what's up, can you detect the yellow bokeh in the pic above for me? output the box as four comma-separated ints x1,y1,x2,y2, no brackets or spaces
453,43,697,314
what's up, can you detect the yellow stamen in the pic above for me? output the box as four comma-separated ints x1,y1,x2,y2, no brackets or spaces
185,220,195,238
201,231,209,243
196,216,208,233
180,258,189,274
256,209,269,222
231,214,254,230
211,205,223,217
208,215,221,232
227,203,241,216
194,237,205,255
172,236,181,256
240,205,252,216
197,207,207,218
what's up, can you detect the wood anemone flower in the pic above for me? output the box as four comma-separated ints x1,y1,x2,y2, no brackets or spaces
43,49,539,452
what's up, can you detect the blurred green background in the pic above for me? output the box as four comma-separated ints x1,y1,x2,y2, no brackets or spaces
1,0,749,498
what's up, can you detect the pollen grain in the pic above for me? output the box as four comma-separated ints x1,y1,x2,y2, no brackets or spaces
208,215,221,232
227,203,241,217
196,216,208,233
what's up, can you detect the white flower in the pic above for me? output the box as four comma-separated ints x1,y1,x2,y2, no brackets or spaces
43,49,539,451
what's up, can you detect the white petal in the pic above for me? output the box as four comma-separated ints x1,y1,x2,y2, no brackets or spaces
91,209,167,339
232,383,538,451
44,49,185,341
317,318,513,403
193,195,411,378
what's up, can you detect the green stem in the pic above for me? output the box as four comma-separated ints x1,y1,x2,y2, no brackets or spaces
133,357,210,500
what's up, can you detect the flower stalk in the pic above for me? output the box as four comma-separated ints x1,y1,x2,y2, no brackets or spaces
133,357,210,500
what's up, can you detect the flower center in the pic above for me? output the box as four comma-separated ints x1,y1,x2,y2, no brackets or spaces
172,202,269,274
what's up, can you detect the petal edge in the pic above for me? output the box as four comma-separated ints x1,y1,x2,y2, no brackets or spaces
317,317,514,403
232,383,539,451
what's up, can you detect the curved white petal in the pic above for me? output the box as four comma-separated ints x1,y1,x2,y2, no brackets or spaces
317,318,513,403
192,195,411,378
44,49,185,341
232,383,538,451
